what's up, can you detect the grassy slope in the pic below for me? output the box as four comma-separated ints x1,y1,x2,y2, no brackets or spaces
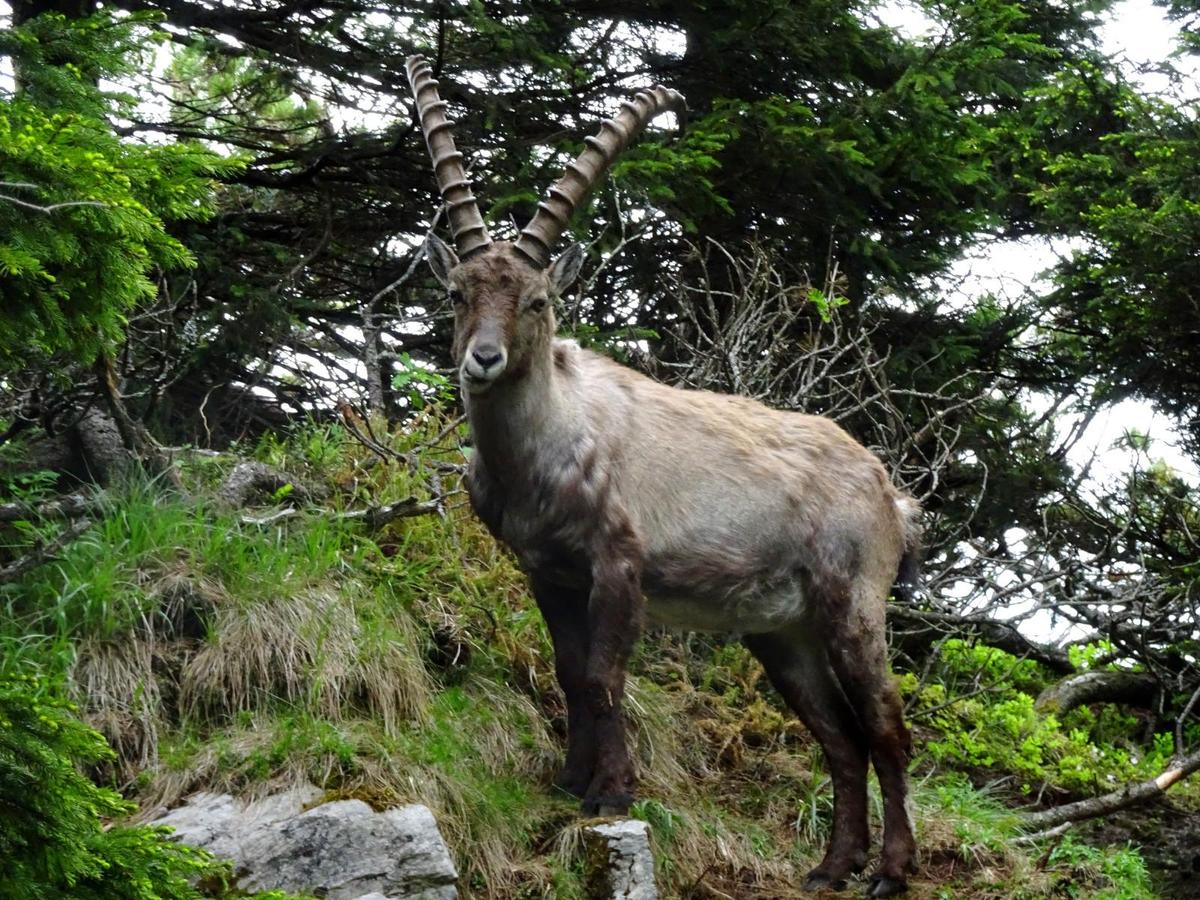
0,419,1181,898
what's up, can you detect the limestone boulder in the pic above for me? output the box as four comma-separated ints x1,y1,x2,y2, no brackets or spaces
152,785,457,899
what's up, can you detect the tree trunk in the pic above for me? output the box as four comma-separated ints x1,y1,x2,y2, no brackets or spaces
94,354,183,489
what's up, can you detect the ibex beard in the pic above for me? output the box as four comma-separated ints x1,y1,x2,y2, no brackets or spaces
408,55,921,898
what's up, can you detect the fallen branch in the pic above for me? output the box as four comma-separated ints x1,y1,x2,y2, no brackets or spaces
218,461,320,508
338,496,442,527
0,492,97,523
1022,749,1200,830
240,507,300,527
0,517,94,583
1013,820,1076,844
241,497,441,528
1035,669,1159,715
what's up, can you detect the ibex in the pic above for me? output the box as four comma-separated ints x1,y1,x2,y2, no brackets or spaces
406,56,921,897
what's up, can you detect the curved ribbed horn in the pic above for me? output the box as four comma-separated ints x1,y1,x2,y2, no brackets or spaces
514,85,687,268
406,55,491,258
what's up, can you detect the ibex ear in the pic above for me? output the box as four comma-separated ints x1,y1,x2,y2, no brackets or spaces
424,234,459,287
548,243,586,295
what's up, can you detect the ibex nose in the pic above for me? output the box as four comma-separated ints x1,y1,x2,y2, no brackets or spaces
472,347,504,371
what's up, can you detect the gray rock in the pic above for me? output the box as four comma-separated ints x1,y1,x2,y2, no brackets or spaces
583,819,657,899
152,786,457,899
151,783,321,861
217,460,323,507
151,792,243,860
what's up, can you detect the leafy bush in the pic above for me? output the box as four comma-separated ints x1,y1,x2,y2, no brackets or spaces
1047,836,1155,900
903,640,1171,795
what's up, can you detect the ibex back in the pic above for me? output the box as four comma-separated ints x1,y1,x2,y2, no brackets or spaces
407,56,921,897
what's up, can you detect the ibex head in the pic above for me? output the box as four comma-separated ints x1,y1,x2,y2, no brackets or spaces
426,236,584,394
405,56,685,394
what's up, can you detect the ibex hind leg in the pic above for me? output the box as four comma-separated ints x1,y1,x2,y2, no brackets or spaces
817,578,916,897
743,628,871,890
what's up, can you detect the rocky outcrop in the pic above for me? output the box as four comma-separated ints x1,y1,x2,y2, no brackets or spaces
151,785,458,899
583,819,657,900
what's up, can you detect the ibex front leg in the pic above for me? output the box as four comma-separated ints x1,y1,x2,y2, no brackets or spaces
531,574,596,797
581,532,643,816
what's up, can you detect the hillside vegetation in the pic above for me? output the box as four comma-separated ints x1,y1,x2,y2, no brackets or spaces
4,2,1200,897
2,418,1189,898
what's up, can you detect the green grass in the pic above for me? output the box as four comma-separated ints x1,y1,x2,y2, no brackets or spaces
1046,837,1155,900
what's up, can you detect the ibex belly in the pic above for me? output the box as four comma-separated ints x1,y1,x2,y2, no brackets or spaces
632,482,820,634
641,537,814,634
644,578,811,634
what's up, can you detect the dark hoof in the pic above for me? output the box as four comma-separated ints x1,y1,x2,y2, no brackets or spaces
866,875,907,897
802,870,846,892
581,793,632,817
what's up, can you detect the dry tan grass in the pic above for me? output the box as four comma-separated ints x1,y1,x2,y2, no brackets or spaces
69,567,230,781
352,605,434,733
181,590,339,718
71,633,161,780
179,584,432,729
146,566,225,639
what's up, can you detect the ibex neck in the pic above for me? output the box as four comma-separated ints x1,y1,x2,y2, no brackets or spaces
465,347,575,475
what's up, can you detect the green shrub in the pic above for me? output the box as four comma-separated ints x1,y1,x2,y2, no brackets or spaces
0,675,219,899
903,640,1169,795
1047,836,1155,899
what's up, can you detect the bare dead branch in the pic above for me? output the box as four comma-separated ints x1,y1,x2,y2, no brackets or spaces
0,182,107,214
0,518,94,584
0,492,97,523
1035,670,1159,715
240,497,441,528
888,605,1075,674
1023,749,1200,830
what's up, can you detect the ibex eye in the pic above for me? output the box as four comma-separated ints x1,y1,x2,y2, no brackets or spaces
449,289,465,306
